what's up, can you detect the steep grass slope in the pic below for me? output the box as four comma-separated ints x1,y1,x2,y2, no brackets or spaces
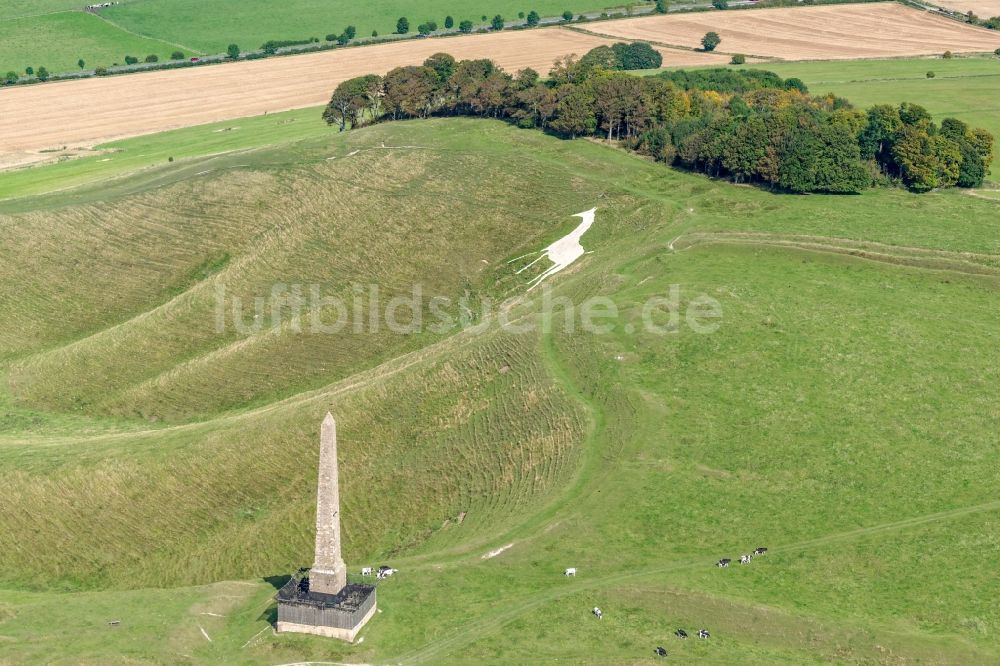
1,118,999,663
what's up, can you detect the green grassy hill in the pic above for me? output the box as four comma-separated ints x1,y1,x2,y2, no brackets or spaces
1,116,999,664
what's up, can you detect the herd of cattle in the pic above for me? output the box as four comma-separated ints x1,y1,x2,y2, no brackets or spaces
576,546,768,657
362,546,770,656
717,546,768,567
360,565,397,580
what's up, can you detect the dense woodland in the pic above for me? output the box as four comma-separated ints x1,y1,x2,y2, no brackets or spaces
324,46,994,193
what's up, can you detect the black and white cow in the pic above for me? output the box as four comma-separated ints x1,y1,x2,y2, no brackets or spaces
739,554,753,564
754,547,768,556
698,629,710,639
361,567,373,576
717,558,731,568
675,629,688,639
654,646,668,657
592,607,603,619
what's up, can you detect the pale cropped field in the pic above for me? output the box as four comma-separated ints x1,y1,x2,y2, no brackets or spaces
0,27,729,168
586,3,1000,58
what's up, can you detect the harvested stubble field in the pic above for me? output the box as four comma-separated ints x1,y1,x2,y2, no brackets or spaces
0,27,728,167
931,0,1000,15
584,3,1000,59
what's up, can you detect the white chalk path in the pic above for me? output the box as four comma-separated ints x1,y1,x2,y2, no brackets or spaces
512,208,596,291
481,543,513,559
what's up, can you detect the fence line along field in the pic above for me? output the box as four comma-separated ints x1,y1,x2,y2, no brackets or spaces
0,27,729,168
584,3,1000,59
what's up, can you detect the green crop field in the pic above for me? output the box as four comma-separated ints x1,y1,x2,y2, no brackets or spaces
1,107,999,664
0,11,190,75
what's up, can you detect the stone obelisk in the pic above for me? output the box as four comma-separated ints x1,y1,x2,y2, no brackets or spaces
310,412,348,595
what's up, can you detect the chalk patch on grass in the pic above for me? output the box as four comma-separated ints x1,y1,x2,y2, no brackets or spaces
200,612,225,617
482,543,514,559
513,208,596,291
198,625,212,642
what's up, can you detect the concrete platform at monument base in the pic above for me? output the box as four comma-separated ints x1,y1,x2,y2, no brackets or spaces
275,574,377,641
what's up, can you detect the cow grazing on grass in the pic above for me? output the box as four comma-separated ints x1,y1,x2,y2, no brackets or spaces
739,554,753,564
717,558,731,568
675,629,688,639
564,567,577,576
377,566,397,579
654,646,668,657
592,607,603,619
361,567,372,576
754,547,768,556
698,629,710,639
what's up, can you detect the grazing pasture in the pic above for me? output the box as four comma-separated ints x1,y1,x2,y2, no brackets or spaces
0,118,999,663
0,11,188,75
585,3,1000,59
99,0,611,55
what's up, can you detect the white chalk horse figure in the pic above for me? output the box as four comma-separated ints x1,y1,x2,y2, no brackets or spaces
513,208,596,291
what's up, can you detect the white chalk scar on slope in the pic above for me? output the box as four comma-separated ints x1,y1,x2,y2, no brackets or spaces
512,208,596,291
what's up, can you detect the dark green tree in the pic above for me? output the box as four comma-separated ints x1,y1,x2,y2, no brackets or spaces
25,66,33,76
445,16,454,29
145,54,159,62
892,125,961,192
418,23,432,35
613,42,663,69
713,0,728,8
550,83,597,138
77,58,85,69
562,10,574,21
171,50,185,60
701,31,721,51
36,66,49,81
227,44,240,59
655,0,668,13
491,15,505,30
396,17,409,34
5,71,18,83
344,25,356,39
526,10,540,26
459,20,474,32
424,52,456,82
124,55,138,65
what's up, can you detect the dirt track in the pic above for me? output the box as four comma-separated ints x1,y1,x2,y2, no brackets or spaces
0,28,730,166
585,3,1000,59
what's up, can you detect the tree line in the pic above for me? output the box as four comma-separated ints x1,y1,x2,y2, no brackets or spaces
323,48,994,193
